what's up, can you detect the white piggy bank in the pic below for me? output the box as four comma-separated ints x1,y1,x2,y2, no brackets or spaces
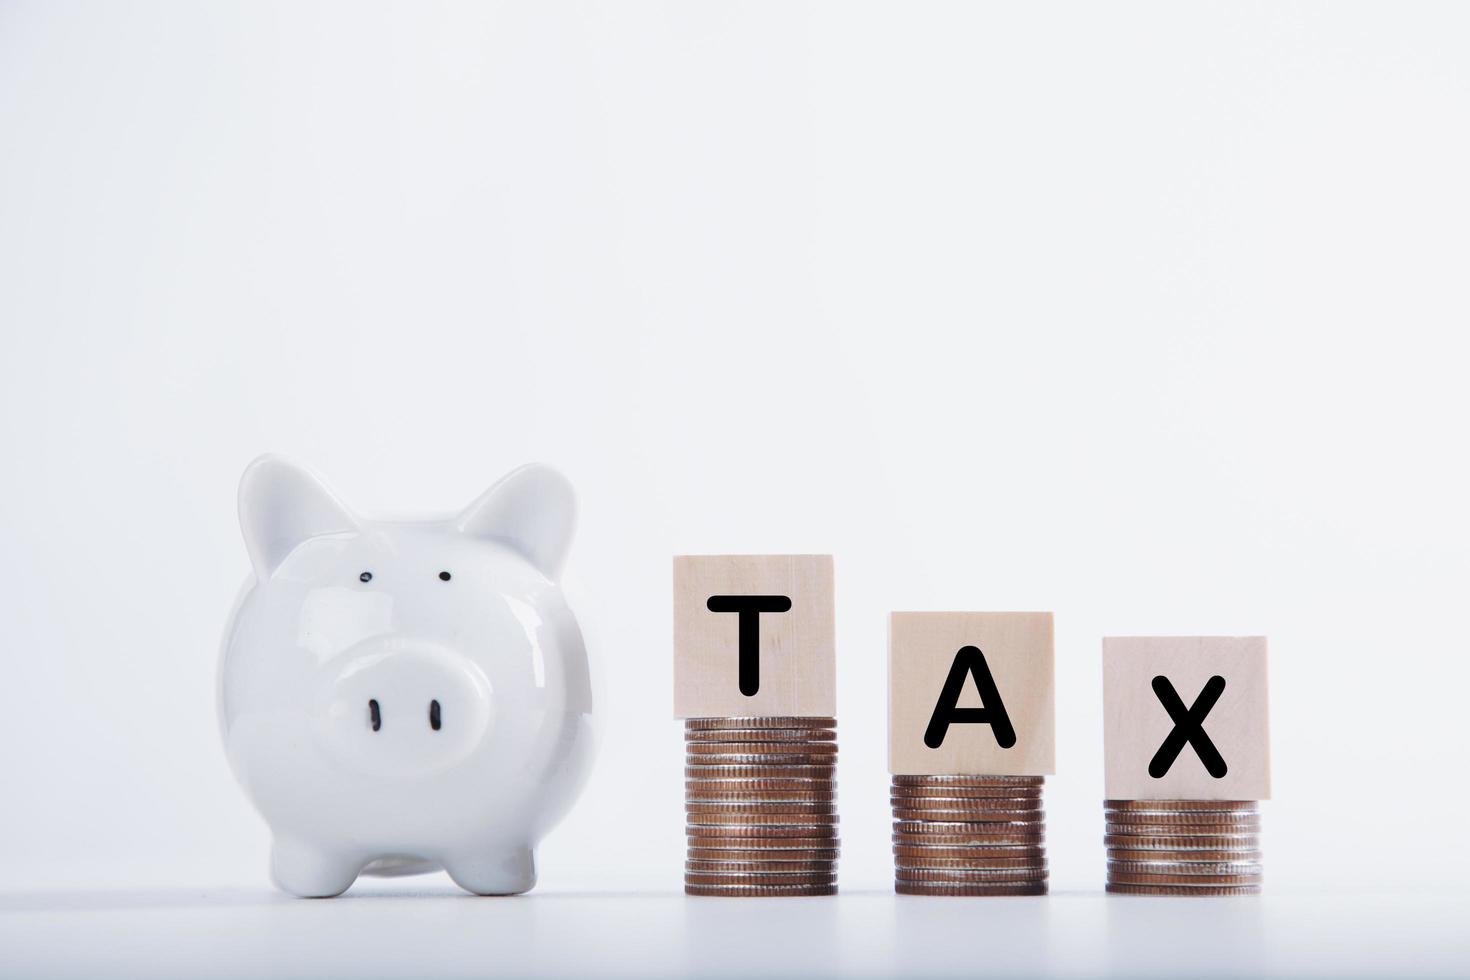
218,456,594,897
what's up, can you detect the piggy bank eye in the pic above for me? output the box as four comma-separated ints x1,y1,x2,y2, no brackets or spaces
359,571,373,583
438,571,452,581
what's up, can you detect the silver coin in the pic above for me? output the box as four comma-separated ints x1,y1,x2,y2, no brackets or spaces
679,731,834,746
896,867,1049,882
894,820,1045,834
1103,833,1260,849
892,775,1043,787
687,758,837,769
686,717,837,730
891,809,1045,824
1108,860,1263,876
894,798,1045,810
685,765,837,780
1108,848,1262,862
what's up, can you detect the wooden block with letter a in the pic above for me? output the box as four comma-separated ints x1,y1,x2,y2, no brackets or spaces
887,612,1055,896
888,612,1055,775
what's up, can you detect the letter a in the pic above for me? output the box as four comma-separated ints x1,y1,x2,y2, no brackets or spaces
923,646,1017,750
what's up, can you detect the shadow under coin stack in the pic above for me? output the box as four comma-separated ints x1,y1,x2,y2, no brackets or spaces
891,775,1048,895
1104,800,1262,895
684,717,839,896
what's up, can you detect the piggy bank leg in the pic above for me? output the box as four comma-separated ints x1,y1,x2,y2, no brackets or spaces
270,837,364,898
443,846,537,896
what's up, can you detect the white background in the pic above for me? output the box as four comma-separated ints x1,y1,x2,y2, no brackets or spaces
1,2,1467,976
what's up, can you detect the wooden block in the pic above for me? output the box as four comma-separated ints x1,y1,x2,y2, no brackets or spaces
673,555,835,718
888,612,1055,775
1103,637,1271,801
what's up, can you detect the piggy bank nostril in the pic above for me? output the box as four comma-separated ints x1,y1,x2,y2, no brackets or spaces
369,699,382,732
429,699,442,731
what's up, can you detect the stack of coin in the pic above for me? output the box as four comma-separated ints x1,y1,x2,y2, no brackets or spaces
890,775,1047,896
1104,800,1262,895
685,717,839,896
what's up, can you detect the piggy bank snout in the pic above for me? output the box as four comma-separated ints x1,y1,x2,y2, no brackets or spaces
316,643,493,778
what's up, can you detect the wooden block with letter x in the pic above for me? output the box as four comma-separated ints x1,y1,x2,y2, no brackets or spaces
673,555,835,718
888,612,1055,775
1102,636,1271,801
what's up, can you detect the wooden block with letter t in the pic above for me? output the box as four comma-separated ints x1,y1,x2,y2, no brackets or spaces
1102,636,1271,801
888,612,1055,775
673,555,835,718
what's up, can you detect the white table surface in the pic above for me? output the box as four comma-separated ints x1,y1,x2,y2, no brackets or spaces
2,880,1463,978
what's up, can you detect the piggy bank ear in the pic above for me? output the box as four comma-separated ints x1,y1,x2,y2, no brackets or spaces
455,464,576,579
238,455,358,579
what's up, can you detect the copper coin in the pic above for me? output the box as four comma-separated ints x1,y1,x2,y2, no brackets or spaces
895,855,1047,871
1109,860,1262,876
687,776,836,789
1107,810,1260,826
1105,800,1257,812
891,796,1043,811
690,827,840,839
891,784,1042,800
687,822,840,840
1106,823,1261,838
686,729,837,743
892,809,1044,824
688,847,841,861
689,833,840,846
685,883,837,897
685,766,836,780
1108,848,1262,863
893,775,1043,787
895,832,1045,847
690,838,841,852
1109,871,1262,887
893,844,1046,860
689,839,841,851
687,802,836,815
686,717,836,730
688,811,839,826
685,872,838,887
1106,883,1261,896
1105,822,1258,834
1107,811,1258,826
686,754,838,767
896,882,1046,897
686,778,836,792
687,789,838,803
1104,834,1260,849
689,825,840,839
687,741,837,755
897,866,1047,881
1105,811,1264,828
686,860,837,874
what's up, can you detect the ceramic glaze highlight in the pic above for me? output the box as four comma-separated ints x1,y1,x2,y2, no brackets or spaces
219,456,594,897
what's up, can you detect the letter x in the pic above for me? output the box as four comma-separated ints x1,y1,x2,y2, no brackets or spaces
1148,675,1228,778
